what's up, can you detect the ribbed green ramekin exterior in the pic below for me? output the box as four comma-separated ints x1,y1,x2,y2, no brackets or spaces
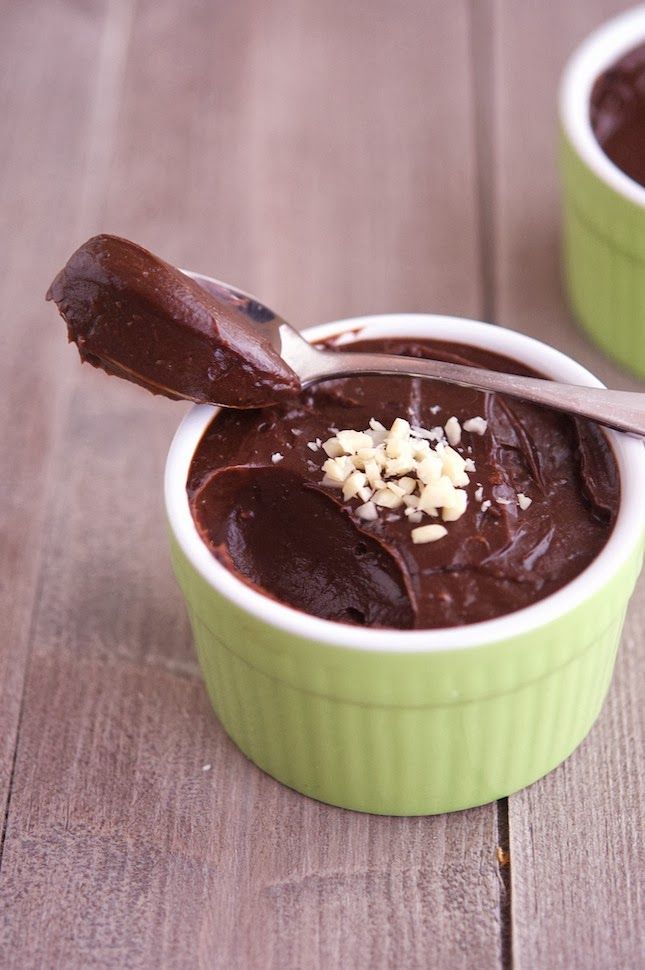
561,131,645,376
170,533,642,815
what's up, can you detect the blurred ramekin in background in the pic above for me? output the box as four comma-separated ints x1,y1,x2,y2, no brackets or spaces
560,5,645,377
165,298,644,815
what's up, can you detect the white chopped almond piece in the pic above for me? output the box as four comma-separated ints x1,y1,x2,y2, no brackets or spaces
417,453,443,485
474,485,484,503
412,523,448,544
496,497,512,506
386,481,406,497
322,474,344,489
291,428,303,436
430,426,445,441
430,404,441,415
517,492,532,511
397,476,417,495
481,499,492,512
418,475,457,512
452,470,470,488
307,441,319,452
322,437,345,458
402,494,419,508
385,513,400,522
407,510,423,524
444,416,462,447
385,436,412,460
441,448,469,487
271,452,284,464
322,456,353,483
336,429,373,453
364,460,386,490
389,417,411,439
441,445,466,472
411,439,431,460
367,429,388,447
373,488,404,509
357,485,373,503
355,446,376,464
369,418,386,432
372,447,388,469
463,416,488,435
464,458,476,473
356,501,378,521
442,489,468,521
410,425,434,440
385,456,416,477
342,470,368,501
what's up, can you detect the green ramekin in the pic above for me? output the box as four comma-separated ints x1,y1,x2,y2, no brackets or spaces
165,309,644,815
560,6,645,377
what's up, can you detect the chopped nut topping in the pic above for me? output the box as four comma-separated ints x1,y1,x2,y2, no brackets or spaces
271,453,284,464
463,416,488,435
342,470,368,501
444,416,462,447
373,488,404,509
517,492,532,511
322,438,345,458
412,524,448,544
356,500,378,521
336,429,373,453
315,415,486,543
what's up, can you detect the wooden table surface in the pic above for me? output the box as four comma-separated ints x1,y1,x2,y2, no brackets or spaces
1,1,643,967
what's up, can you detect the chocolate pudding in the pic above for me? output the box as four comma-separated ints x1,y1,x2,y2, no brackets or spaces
188,338,619,630
590,43,645,187
47,235,301,407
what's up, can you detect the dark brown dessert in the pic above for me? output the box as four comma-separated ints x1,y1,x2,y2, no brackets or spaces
46,235,301,407
590,43,645,187
188,338,619,630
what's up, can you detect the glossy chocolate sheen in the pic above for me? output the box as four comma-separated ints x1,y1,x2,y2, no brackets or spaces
590,42,645,187
188,338,619,630
46,235,301,407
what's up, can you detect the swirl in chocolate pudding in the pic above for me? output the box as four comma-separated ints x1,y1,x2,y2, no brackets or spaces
187,338,619,630
590,43,645,187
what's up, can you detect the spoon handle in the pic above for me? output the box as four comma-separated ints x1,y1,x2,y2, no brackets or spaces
308,349,645,436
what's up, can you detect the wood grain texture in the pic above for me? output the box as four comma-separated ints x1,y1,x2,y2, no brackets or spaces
0,0,115,834
0,1,511,968
489,2,645,967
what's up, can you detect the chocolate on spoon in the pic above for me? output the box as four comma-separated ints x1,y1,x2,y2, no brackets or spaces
47,235,645,435
46,235,301,408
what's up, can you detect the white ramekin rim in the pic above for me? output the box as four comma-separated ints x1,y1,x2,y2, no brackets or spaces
559,4,645,208
165,311,645,654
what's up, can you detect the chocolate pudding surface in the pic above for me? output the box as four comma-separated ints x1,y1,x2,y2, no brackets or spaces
590,42,645,187
187,338,619,630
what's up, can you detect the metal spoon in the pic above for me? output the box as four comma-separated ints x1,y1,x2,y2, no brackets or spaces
191,272,645,437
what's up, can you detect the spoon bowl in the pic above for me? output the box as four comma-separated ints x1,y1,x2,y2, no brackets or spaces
193,272,645,436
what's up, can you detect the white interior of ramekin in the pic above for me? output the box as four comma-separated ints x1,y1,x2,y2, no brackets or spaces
559,4,645,208
165,313,644,653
